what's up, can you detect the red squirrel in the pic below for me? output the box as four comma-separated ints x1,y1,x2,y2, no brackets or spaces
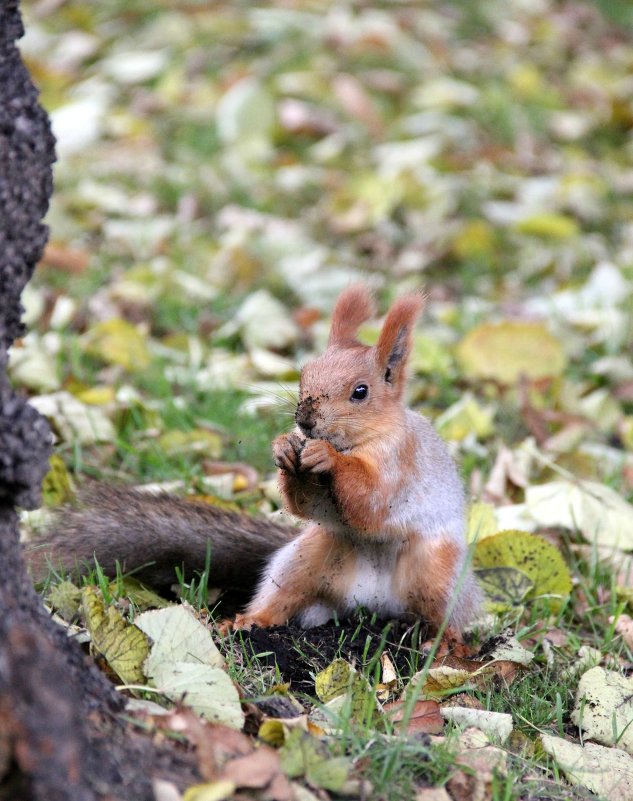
233,285,481,635
28,285,481,637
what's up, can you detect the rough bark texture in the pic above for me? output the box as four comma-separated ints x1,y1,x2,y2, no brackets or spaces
0,4,198,798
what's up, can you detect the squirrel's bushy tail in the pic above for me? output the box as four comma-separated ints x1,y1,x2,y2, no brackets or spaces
25,484,295,591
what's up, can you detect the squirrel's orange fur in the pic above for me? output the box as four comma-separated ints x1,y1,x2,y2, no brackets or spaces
235,285,481,636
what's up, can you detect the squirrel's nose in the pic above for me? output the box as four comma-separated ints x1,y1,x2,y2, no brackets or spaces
295,401,316,435
297,419,315,436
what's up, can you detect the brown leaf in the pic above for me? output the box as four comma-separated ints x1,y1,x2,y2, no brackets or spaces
221,747,281,789
432,655,521,687
415,788,452,801
332,74,384,137
611,614,633,651
448,741,507,801
162,710,251,781
40,242,89,274
384,699,444,735
440,693,484,710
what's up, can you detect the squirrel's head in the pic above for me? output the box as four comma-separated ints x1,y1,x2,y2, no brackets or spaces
295,285,425,450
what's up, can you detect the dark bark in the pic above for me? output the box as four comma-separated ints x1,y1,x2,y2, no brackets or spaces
0,4,198,798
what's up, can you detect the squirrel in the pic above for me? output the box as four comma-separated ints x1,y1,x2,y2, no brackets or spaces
27,285,481,638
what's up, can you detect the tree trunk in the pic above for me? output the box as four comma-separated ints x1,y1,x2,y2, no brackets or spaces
0,4,198,798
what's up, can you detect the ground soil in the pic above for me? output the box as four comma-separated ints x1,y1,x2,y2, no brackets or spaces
239,616,433,694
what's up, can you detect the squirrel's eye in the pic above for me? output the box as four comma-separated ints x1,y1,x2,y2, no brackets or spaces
350,384,368,402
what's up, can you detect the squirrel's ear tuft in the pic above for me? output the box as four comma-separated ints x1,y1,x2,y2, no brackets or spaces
328,284,376,346
376,292,426,392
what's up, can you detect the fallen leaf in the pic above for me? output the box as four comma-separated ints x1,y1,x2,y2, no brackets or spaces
515,213,579,239
415,788,452,801
40,241,90,273
41,453,74,506
474,566,534,612
182,781,235,801
149,662,244,729
571,666,633,755
611,613,633,650
457,321,567,384
561,645,602,681
482,631,534,666
279,728,352,793
384,699,444,735
48,580,82,621
474,530,572,607
314,658,377,723
467,501,498,543
526,480,633,551
82,586,150,685
29,391,116,444
541,734,633,801
8,334,61,392
84,318,151,371
439,707,513,742
447,728,507,801
158,429,223,459
135,606,243,728
435,393,495,441
135,606,225,671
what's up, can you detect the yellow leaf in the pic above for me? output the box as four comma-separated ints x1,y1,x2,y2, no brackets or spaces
452,219,497,260
314,658,377,723
457,321,567,383
279,728,351,792
572,667,633,755
526,480,633,551
82,586,150,685
183,781,236,801
84,318,151,371
41,453,74,506
76,385,116,405
435,393,495,441
158,429,223,459
474,530,572,606
507,64,543,99
515,213,579,239
541,735,633,801
468,502,498,542
474,566,534,613
48,580,82,621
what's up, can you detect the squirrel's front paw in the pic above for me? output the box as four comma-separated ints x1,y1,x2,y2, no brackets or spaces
272,432,304,473
300,439,336,474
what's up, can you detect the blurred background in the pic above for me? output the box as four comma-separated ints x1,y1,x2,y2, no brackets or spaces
13,0,633,512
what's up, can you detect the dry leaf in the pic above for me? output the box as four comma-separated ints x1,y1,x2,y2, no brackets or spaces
611,613,633,650
384,699,444,735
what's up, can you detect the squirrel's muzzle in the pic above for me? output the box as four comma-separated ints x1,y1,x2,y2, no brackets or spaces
295,397,318,436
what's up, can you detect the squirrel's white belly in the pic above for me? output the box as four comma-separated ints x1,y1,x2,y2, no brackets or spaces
297,547,404,628
342,549,404,617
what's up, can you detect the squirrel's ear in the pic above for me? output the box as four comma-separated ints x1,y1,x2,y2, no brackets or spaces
328,284,376,346
376,292,426,392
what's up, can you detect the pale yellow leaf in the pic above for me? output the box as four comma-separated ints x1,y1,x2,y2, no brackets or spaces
457,321,566,384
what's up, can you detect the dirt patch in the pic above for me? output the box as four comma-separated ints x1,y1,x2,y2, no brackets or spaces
236,615,433,694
